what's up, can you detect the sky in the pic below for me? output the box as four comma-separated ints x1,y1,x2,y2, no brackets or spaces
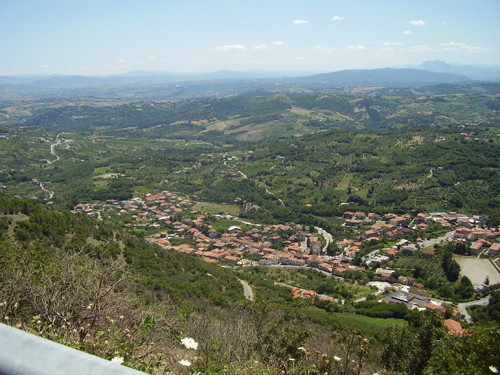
1,0,499,76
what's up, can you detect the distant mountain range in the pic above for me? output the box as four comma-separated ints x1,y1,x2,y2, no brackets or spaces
0,63,499,100
415,61,500,81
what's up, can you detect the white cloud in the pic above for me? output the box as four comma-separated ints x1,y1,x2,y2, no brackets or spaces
117,58,125,63
409,20,426,26
146,56,156,61
384,42,404,46
404,30,412,35
331,16,344,21
253,44,271,50
347,45,366,50
210,44,247,52
409,45,434,52
440,42,489,53
292,20,309,24
272,41,284,45
295,56,306,60
381,47,394,51
89,61,94,64
311,45,335,53
40,64,49,69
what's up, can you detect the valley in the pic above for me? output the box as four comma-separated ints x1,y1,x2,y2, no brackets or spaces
1,83,500,374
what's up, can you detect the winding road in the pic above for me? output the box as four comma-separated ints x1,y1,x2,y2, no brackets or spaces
223,152,285,206
239,279,254,300
458,295,491,323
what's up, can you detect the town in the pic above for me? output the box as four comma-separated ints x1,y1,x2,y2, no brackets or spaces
72,189,500,293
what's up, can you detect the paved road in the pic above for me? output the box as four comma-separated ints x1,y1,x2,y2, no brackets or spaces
317,227,333,253
239,279,254,301
418,230,455,248
458,295,491,323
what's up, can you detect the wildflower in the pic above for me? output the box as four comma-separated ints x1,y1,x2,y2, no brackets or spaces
490,366,498,374
181,337,198,350
111,356,124,365
363,338,369,344
4,316,9,321
298,346,306,351
86,304,92,310
334,356,341,363
289,358,295,362
179,359,191,366
13,303,18,309
119,315,124,320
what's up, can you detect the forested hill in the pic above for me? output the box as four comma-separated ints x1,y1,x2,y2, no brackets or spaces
10,89,500,142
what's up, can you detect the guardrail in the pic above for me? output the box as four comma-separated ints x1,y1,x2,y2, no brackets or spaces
0,323,145,375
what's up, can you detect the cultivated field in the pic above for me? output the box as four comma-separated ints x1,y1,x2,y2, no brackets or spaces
455,256,500,286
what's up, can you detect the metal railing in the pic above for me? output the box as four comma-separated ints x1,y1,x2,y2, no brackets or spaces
0,323,145,375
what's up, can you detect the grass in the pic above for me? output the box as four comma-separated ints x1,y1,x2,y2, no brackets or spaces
192,202,240,216
93,167,109,175
336,173,353,191
108,138,155,145
300,306,406,339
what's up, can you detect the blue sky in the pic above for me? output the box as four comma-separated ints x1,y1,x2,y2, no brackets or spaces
1,0,499,75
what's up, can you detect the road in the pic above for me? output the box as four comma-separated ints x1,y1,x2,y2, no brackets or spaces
239,279,254,301
458,295,491,323
418,230,455,248
223,152,285,206
317,227,333,253
47,142,61,164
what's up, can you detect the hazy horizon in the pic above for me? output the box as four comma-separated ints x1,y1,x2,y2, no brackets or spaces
1,0,499,76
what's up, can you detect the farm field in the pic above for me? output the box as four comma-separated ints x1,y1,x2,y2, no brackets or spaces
455,256,500,286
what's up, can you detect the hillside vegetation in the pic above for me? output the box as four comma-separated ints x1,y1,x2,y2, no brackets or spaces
1,83,500,374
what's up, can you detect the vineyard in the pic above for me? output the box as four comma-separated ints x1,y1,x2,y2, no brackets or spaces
390,254,446,281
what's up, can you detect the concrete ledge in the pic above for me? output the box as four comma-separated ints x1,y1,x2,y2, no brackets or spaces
0,323,145,375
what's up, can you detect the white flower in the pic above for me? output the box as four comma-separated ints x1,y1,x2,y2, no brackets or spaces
179,359,191,366
334,356,341,363
490,366,498,374
111,356,124,365
181,337,198,350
